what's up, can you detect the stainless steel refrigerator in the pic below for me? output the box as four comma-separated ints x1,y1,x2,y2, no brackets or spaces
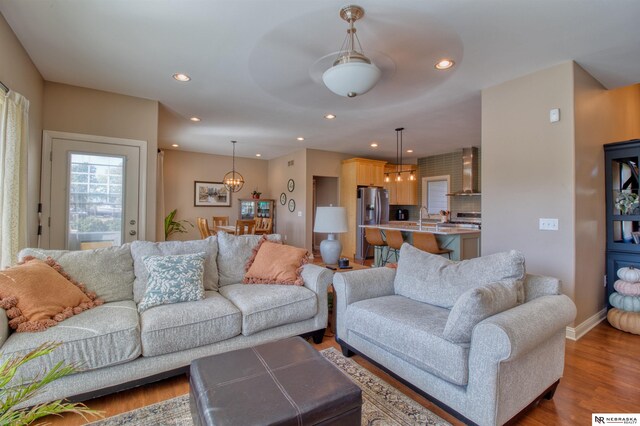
355,187,389,261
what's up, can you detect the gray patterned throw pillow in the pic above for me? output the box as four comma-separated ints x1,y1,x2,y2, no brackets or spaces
137,252,206,313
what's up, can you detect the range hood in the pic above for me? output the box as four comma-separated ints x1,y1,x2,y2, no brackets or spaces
447,147,481,196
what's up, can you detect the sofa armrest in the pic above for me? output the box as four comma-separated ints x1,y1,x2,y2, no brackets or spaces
471,294,576,362
332,268,396,306
301,264,333,295
333,268,396,341
0,308,9,347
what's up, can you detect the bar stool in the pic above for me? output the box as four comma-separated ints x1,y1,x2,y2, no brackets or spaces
413,232,453,259
363,227,388,266
384,230,404,264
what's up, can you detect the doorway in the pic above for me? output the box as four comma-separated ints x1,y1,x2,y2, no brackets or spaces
312,176,339,251
41,131,147,249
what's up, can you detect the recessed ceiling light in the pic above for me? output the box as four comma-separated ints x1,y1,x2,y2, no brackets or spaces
297,137,305,141
370,143,378,148
406,149,414,153
256,153,262,157
324,114,336,120
190,117,201,122
171,144,179,148
435,59,455,70
172,73,191,82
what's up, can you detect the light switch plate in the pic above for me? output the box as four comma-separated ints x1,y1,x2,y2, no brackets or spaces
550,108,560,123
539,218,559,231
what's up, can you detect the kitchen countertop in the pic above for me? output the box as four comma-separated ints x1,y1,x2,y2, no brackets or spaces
360,223,481,235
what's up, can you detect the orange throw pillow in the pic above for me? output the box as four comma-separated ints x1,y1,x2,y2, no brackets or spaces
0,257,103,332
243,240,309,286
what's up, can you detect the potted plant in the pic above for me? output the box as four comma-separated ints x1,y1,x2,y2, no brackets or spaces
164,209,194,240
0,342,102,424
251,190,262,199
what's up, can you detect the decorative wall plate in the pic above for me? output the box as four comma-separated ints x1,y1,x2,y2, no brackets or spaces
287,179,295,192
280,192,287,205
288,198,296,212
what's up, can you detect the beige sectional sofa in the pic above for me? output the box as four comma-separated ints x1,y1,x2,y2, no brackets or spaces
0,233,332,406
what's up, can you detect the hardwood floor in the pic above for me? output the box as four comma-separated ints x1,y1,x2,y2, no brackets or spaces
44,321,639,425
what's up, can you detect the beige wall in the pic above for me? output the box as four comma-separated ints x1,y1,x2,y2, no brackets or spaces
43,82,158,240
162,149,269,241
305,149,353,253
267,149,307,248
482,62,577,304
0,14,44,247
483,61,640,328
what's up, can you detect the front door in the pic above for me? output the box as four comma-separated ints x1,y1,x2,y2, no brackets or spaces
42,132,146,250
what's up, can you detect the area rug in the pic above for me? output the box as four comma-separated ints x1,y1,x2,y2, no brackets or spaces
89,347,451,426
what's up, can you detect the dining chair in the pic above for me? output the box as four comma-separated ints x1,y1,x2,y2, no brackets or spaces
212,216,229,232
413,232,453,259
197,217,213,239
363,227,388,266
236,219,256,235
384,229,404,264
254,217,273,235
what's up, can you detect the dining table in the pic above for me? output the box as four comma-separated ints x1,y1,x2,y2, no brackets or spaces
211,225,237,235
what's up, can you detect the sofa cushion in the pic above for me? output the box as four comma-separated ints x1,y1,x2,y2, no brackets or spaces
140,291,242,357
345,295,470,386
394,244,525,308
243,240,308,285
137,253,206,313
0,257,102,332
0,300,140,382
18,244,134,303
219,283,317,336
131,237,219,302
443,280,523,343
216,233,282,287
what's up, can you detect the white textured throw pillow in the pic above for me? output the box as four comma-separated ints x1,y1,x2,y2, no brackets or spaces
393,244,525,308
131,237,218,302
443,280,523,343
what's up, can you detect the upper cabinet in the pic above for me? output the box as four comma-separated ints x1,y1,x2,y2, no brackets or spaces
384,164,418,205
343,158,387,187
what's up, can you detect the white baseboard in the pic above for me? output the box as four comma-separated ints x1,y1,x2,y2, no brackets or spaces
565,308,607,340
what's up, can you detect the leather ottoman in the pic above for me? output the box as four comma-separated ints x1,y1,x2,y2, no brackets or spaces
189,336,362,426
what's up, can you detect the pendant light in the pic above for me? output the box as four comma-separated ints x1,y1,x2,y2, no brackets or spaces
322,5,381,98
223,140,244,193
395,127,404,182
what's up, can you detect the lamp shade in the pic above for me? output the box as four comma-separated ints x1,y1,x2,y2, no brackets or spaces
314,207,348,233
322,62,381,97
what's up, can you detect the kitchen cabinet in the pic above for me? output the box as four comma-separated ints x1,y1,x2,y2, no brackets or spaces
343,158,386,187
384,164,418,205
604,139,640,307
340,158,387,258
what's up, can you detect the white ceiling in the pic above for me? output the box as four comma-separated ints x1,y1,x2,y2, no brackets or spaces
2,0,640,160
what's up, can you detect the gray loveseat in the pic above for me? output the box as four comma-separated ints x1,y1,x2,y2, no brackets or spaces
1,233,331,406
333,243,576,426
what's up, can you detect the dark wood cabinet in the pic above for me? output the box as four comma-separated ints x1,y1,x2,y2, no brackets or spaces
604,139,640,306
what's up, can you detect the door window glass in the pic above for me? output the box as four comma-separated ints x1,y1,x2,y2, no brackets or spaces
68,154,124,250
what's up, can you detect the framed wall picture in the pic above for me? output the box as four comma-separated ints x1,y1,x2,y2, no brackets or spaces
280,192,287,205
194,181,231,207
288,198,296,212
287,179,295,192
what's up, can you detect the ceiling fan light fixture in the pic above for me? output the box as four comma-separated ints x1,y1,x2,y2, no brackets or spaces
322,5,381,98
435,59,455,70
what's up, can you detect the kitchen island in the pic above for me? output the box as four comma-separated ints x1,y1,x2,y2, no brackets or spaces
360,222,481,263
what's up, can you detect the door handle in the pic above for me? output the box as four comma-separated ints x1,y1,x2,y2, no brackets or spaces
129,230,137,236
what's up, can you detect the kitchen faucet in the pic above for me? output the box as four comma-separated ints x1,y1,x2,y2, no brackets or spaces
418,206,429,231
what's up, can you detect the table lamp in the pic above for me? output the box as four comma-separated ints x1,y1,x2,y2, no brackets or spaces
313,206,348,265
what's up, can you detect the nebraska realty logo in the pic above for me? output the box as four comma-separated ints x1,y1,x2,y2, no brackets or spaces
593,414,640,425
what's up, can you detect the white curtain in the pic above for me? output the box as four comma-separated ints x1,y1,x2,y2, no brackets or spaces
156,149,165,241
0,90,29,268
